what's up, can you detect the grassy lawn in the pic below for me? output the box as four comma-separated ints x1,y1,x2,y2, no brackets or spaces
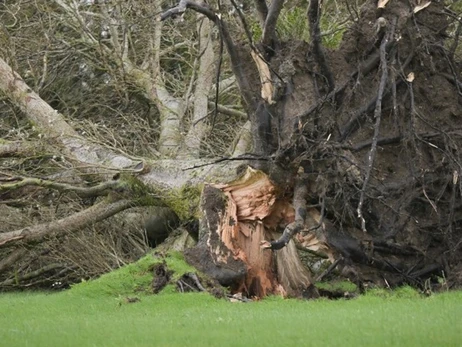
1,254,460,346
1,289,461,347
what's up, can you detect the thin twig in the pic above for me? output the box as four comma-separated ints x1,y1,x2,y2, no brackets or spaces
182,154,269,170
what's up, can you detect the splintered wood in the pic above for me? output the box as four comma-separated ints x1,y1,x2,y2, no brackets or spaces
213,168,278,297
211,167,327,297
251,51,274,104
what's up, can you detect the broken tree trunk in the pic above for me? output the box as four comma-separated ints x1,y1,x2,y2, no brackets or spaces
185,167,319,298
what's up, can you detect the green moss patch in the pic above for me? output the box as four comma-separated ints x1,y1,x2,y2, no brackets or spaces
69,251,199,297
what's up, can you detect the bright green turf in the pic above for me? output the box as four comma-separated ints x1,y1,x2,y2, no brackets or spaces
1,253,460,346
1,289,461,347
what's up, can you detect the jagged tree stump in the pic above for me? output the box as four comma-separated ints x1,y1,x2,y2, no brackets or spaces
185,167,322,298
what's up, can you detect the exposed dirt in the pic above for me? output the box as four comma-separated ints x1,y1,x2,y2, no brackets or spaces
269,0,462,290
189,0,462,295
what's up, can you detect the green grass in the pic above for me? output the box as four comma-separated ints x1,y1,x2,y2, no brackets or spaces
316,280,358,293
1,254,460,346
70,251,196,297
0,289,461,347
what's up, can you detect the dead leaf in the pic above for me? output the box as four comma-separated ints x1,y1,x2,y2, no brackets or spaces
406,72,415,82
414,1,431,13
377,0,391,9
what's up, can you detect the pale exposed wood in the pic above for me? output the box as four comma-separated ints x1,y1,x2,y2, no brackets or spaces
414,1,431,13
251,51,274,104
231,121,252,156
377,0,391,9
212,168,278,296
207,167,316,297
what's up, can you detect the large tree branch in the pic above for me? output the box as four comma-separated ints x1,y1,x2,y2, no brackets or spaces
0,140,48,158
254,0,269,26
180,15,215,157
0,57,247,190
0,198,142,247
0,57,137,171
261,0,285,51
0,176,120,198
161,1,256,110
53,0,183,156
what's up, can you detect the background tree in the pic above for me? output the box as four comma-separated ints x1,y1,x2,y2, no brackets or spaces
0,0,461,296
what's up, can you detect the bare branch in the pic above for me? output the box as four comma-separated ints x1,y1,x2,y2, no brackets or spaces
308,0,335,92
1,263,65,286
207,102,247,119
161,1,255,109
0,198,140,247
0,176,121,198
181,15,216,157
261,0,285,50
0,140,48,158
160,0,217,22
0,248,27,275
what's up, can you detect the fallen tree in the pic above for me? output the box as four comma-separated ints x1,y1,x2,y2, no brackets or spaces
1,0,461,295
